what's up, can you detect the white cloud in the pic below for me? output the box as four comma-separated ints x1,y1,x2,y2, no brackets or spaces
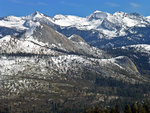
106,2,119,7
130,2,141,8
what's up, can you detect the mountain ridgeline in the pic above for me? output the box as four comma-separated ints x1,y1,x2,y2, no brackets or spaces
0,11,150,113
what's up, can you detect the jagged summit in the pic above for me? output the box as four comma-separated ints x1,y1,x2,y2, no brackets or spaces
129,12,141,17
32,11,41,15
25,11,46,20
113,11,127,16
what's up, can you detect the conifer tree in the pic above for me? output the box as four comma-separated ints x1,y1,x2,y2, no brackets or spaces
124,104,132,113
131,103,138,113
114,102,120,113
110,108,116,113
138,104,147,113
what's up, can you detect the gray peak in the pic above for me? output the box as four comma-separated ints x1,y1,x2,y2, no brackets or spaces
129,12,141,17
32,11,41,16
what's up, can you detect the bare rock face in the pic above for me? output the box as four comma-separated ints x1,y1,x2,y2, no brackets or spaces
113,56,139,74
30,24,76,52
69,34,86,43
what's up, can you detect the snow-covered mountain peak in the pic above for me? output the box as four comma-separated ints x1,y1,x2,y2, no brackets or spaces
93,10,103,13
3,15,22,21
146,16,150,22
25,11,46,20
0,15,27,31
87,10,109,21
113,11,127,16
0,11,54,37
146,16,150,19
0,11,45,32
53,14,89,28
53,14,66,20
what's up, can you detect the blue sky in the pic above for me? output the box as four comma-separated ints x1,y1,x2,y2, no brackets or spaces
0,0,150,17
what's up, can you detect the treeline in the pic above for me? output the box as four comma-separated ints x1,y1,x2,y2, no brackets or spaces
84,102,150,113
0,52,52,57
1,101,150,113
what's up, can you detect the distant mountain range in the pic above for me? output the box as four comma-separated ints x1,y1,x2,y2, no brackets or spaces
0,11,150,113
1,11,150,48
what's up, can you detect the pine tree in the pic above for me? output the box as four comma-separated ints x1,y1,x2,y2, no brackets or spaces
143,102,150,113
94,106,101,113
114,102,120,113
124,104,132,113
110,108,116,113
131,103,138,113
104,109,110,113
138,104,147,113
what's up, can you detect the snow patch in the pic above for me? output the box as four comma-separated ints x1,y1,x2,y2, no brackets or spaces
0,16,27,30
25,21,40,38
0,35,11,43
